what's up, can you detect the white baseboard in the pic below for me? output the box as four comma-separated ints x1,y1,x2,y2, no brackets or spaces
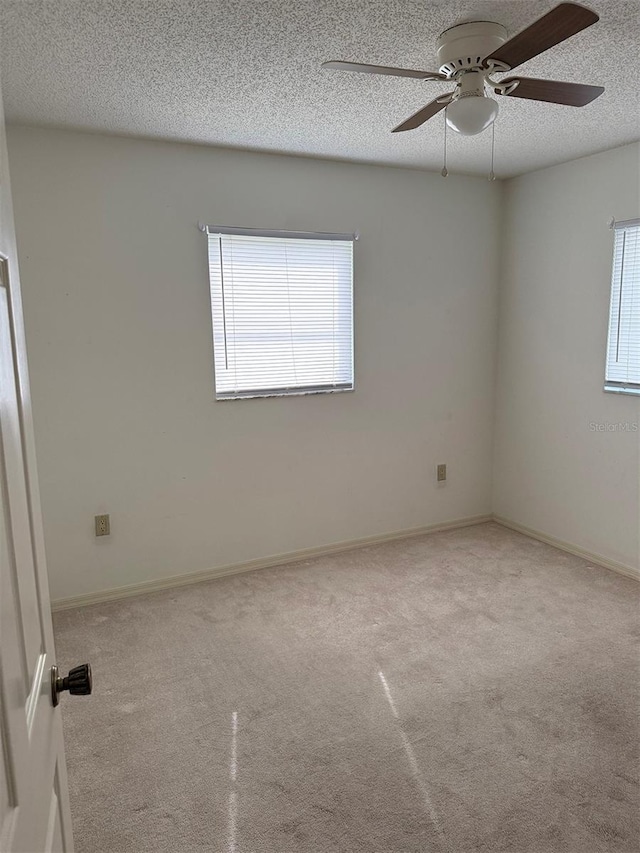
51,513,492,611
493,515,640,582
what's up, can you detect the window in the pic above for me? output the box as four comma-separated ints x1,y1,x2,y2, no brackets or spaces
206,227,354,400
604,219,640,396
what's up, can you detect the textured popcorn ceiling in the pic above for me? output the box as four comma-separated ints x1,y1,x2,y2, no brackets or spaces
0,0,638,177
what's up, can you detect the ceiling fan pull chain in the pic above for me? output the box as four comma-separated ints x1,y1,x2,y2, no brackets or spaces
488,121,496,181
441,110,448,177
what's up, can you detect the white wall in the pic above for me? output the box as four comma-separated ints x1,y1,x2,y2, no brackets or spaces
7,127,501,601
493,143,640,572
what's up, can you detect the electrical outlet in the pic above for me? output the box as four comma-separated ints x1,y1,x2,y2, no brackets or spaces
95,514,110,536
437,464,447,482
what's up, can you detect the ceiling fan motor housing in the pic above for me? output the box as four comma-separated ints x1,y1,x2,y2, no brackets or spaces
437,21,508,77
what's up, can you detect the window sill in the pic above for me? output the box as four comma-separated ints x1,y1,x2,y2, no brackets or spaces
215,386,355,401
603,384,640,397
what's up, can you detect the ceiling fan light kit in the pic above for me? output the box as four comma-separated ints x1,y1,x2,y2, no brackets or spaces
322,2,604,172
445,93,499,136
444,72,499,136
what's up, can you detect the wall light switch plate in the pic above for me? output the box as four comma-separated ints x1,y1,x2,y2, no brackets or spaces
95,514,110,536
437,464,447,482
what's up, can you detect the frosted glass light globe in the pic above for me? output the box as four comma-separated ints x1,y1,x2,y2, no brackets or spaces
446,95,499,136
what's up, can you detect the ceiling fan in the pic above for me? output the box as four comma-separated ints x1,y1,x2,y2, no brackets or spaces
322,2,604,138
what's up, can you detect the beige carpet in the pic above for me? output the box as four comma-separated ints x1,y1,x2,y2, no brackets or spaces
53,522,640,853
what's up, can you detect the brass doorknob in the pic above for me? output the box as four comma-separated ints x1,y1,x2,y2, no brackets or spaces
51,663,92,707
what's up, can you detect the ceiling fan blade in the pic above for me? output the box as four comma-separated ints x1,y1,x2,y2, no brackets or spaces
498,76,604,106
483,2,599,71
322,60,446,81
392,93,454,132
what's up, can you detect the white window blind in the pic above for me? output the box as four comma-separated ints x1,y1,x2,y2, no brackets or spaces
207,230,354,399
605,219,640,395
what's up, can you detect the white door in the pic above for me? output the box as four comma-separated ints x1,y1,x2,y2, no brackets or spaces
0,73,76,852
